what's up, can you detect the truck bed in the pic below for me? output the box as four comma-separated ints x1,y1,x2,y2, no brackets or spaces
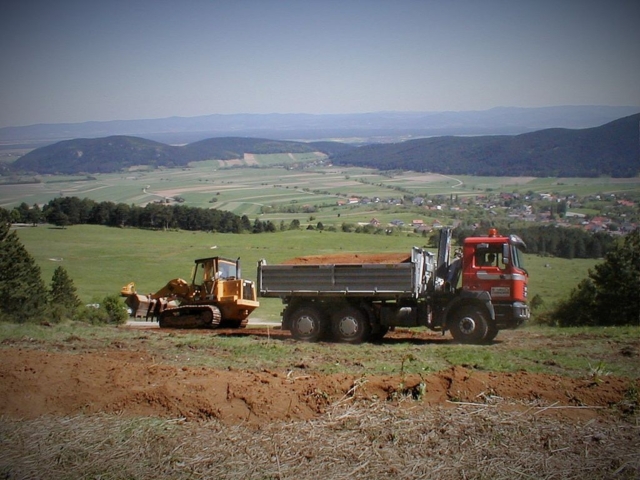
258,248,435,299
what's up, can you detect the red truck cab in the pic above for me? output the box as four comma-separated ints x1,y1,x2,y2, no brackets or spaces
461,229,530,329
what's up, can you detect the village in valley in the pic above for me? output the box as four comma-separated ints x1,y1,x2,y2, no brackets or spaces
335,189,638,235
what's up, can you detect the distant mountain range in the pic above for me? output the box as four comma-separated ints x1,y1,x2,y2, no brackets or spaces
9,113,640,177
2,106,639,146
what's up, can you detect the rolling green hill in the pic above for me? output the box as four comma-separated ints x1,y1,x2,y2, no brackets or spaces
12,136,185,174
11,136,353,174
331,113,640,177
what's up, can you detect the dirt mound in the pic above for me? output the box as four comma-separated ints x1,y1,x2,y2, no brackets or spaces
0,347,634,425
281,252,411,265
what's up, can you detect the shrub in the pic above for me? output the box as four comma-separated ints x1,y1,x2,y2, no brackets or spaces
530,294,545,312
102,294,129,324
548,229,640,326
77,295,128,325
551,278,598,327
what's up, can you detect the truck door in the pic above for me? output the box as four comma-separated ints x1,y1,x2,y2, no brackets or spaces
463,242,518,302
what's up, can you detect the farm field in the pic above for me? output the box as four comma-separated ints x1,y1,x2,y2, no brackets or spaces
3,157,640,229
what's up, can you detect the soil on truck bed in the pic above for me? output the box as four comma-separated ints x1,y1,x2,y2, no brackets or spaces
281,252,412,265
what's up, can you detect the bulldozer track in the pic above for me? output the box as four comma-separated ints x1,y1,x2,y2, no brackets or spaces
159,304,222,329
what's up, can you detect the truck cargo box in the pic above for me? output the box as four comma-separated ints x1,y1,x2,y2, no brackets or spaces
258,247,435,299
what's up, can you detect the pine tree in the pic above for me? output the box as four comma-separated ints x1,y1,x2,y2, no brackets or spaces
49,266,81,321
0,222,48,322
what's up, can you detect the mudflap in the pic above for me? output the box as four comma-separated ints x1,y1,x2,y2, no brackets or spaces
158,305,222,329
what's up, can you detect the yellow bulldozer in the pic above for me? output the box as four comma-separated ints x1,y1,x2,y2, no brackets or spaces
121,256,259,328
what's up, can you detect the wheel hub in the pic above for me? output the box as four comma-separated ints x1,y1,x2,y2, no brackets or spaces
337,316,358,337
459,316,476,334
295,315,315,335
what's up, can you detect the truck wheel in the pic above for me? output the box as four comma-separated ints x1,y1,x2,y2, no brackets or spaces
483,324,499,343
369,325,389,342
289,307,327,342
331,307,371,344
449,306,489,344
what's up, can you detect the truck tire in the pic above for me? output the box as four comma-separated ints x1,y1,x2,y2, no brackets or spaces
289,307,327,342
449,306,489,344
331,307,371,344
369,325,390,342
483,324,499,343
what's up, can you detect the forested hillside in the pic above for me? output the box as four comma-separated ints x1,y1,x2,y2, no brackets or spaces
331,113,640,177
12,136,184,174
11,136,352,174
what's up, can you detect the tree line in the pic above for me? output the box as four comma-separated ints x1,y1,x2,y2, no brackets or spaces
4,197,278,233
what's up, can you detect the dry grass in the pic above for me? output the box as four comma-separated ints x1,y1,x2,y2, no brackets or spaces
1,399,638,480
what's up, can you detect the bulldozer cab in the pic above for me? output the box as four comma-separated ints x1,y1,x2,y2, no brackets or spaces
192,257,239,296
193,257,238,281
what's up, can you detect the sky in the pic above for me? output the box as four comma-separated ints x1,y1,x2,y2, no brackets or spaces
0,0,638,128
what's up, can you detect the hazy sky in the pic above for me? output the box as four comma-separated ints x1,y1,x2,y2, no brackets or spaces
1,0,638,128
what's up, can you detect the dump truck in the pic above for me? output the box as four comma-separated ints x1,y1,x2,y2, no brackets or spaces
121,256,259,328
257,229,529,344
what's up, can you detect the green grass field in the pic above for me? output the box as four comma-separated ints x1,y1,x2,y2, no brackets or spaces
15,224,598,322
